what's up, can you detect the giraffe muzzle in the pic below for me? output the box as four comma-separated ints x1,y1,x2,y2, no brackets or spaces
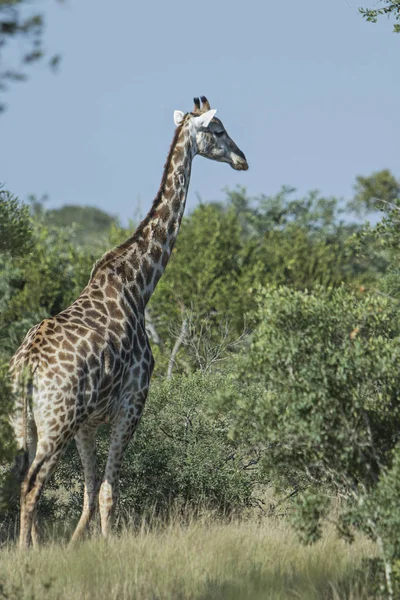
231,149,249,171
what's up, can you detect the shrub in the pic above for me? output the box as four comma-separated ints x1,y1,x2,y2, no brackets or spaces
41,372,257,526
215,285,400,597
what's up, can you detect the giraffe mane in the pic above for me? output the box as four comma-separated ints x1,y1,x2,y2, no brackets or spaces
90,118,187,280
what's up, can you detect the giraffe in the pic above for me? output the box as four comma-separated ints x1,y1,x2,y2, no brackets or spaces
9,96,248,549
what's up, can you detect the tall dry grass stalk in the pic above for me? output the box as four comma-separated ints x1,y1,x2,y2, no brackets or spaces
0,512,375,600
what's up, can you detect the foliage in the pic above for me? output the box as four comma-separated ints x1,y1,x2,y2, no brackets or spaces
150,187,376,377
2,174,400,594
0,190,32,256
0,0,60,112
226,186,374,294
152,202,243,327
0,220,95,356
217,285,400,488
45,204,119,248
42,373,257,523
354,176,400,307
359,0,400,32
0,363,15,469
351,170,400,215
214,285,400,596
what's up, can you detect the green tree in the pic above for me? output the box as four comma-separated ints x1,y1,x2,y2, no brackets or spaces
0,190,32,256
0,191,33,502
359,0,400,32
351,170,400,214
150,203,245,375
45,205,119,247
230,186,373,295
215,285,400,596
353,172,400,300
0,0,60,112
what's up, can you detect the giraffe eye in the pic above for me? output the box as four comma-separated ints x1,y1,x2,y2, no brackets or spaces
214,131,224,137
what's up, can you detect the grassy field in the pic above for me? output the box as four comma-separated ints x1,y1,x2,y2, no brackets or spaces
0,514,376,600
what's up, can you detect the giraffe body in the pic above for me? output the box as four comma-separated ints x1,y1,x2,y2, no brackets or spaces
9,97,248,548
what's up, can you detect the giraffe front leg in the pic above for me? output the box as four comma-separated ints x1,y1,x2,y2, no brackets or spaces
69,423,99,545
99,398,145,538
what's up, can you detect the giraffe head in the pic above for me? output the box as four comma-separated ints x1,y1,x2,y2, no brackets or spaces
173,96,248,171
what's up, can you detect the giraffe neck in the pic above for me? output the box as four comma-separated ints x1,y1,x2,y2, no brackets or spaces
91,120,195,309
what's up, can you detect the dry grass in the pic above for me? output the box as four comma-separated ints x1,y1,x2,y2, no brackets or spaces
0,514,376,600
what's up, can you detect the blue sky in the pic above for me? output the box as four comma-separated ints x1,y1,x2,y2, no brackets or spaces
1,0,399,223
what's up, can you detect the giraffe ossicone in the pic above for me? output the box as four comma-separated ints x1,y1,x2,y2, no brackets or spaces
9,96,248,549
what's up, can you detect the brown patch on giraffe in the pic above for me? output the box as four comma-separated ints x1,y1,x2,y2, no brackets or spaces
125,321,134,340
132,336,140,357
142,289,151,305
104,285,117,301
158,204,171,222
109,321,124,337
59,352,74,363
122,336,130,352
135,270,145,289
84,318,98,330
150,244,162,264
165,173,174,189
154,223,167,246
168,220,176,236
116,262,134,282
123,288,137,311
136,237,148,255
174,144,185,163
130,252,140,271
62,340,75,353
172,195,182,213
91,290,104,301
141,258,153,285
78,338,90,352
86,309,100,321
107,301,124,320
93,300,107,312
64,331,79,345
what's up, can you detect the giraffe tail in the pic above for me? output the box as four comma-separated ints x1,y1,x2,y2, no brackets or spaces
10,368,33,484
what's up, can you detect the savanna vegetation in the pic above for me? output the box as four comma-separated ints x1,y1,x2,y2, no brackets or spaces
2,2,400,599
1,170,400,598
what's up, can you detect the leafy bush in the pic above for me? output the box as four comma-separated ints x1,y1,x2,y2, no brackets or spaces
42,373,257,525
0,190,32,257
215,285,400,596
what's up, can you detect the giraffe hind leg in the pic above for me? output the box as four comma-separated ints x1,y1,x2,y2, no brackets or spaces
19,438,66,550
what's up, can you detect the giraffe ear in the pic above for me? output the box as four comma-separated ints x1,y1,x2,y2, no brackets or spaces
173,110,185,126
193,109,217,129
